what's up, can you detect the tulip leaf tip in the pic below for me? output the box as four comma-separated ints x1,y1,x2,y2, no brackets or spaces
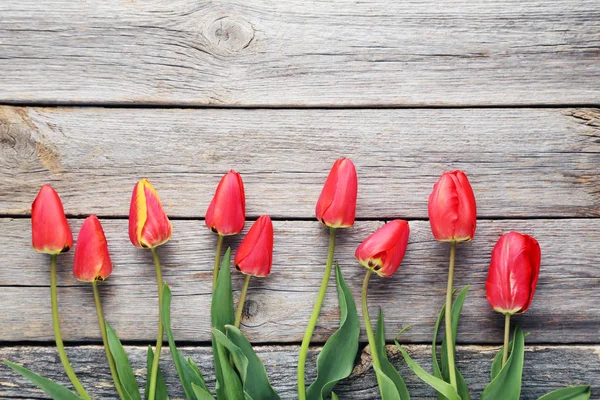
394,324,413,342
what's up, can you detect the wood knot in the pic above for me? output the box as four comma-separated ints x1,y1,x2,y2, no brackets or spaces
205,16,255,55
0,107,62,176
243,299,260,319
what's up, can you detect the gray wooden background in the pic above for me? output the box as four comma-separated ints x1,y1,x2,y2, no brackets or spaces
0,0,599,399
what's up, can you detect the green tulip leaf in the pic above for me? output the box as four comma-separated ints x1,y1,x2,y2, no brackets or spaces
192,383,218,400
306,263,360,400
432,286,470,400
490,338,509,381
431,293,445,383
214,340,244,400
212,329,249,379
394,345,461,400
225,325,280,399
211,247,243,400
144,346,168,400
3,360,82,400
490,345,503,381
331,393,339,400
490,331,531,381
211,247,236,332
374,364,402,400
186,357,208,392
213,326,280,399
537,385,591,400
104,322,142,400
374,308,410,400
162,283,210,400
481,325,525,400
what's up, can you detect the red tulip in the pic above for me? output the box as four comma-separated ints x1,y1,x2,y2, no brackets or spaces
486,232,541,315
355,220,410,277
234,215,274,277
315,158,358,228
128,179,172,248
73,215,112,282
205,170,246,236
31,184,73,254
428,170,476,242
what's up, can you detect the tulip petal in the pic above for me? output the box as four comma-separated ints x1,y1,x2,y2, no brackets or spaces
429,174,459,240
316,158,357,228
520,235,541,313
355,220,409,278
428,171,476,242
128,181,147,248
73,215,112,282
454,171,477,240
31,185,73,254
128,179,172,249
140,184,172,248
315,162,338,224
485,232,541,314
234,216,274,277
205,171,246,235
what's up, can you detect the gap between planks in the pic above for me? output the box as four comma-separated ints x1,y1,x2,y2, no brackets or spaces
1,215,599,221
1,102,600,109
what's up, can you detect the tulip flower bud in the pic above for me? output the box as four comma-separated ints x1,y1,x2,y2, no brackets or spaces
128,179,173,249
315,158,358,229
234,215,274,277
205,170,246,236
486,232,541,315
31,184,73,254
355,220,410,277
73,215,112,282
428,170,476,242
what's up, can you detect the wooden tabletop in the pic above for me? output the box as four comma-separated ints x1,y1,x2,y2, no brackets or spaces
0,0,599,399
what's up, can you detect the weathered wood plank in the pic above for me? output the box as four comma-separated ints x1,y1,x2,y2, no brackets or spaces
1,106,598,218
0,344,596,399
1,218,598,344
0,1,598,106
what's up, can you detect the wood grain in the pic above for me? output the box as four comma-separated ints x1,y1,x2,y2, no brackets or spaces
0,1,598,106
1,218,598,344
0,344,595,399
1,106,598,218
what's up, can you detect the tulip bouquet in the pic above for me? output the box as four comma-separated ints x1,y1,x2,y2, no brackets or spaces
2,161,592,400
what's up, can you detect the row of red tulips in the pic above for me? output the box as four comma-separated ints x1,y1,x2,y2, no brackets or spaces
6,159,591,400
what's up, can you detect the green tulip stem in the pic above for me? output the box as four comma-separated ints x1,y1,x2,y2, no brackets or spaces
445,241,458,391
362,270,383,376
92,280,126,400
148,247,164,400
212,235,225,290
297,227,337,400
50,255,91,399
234,274,252,328
503,313,511,366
